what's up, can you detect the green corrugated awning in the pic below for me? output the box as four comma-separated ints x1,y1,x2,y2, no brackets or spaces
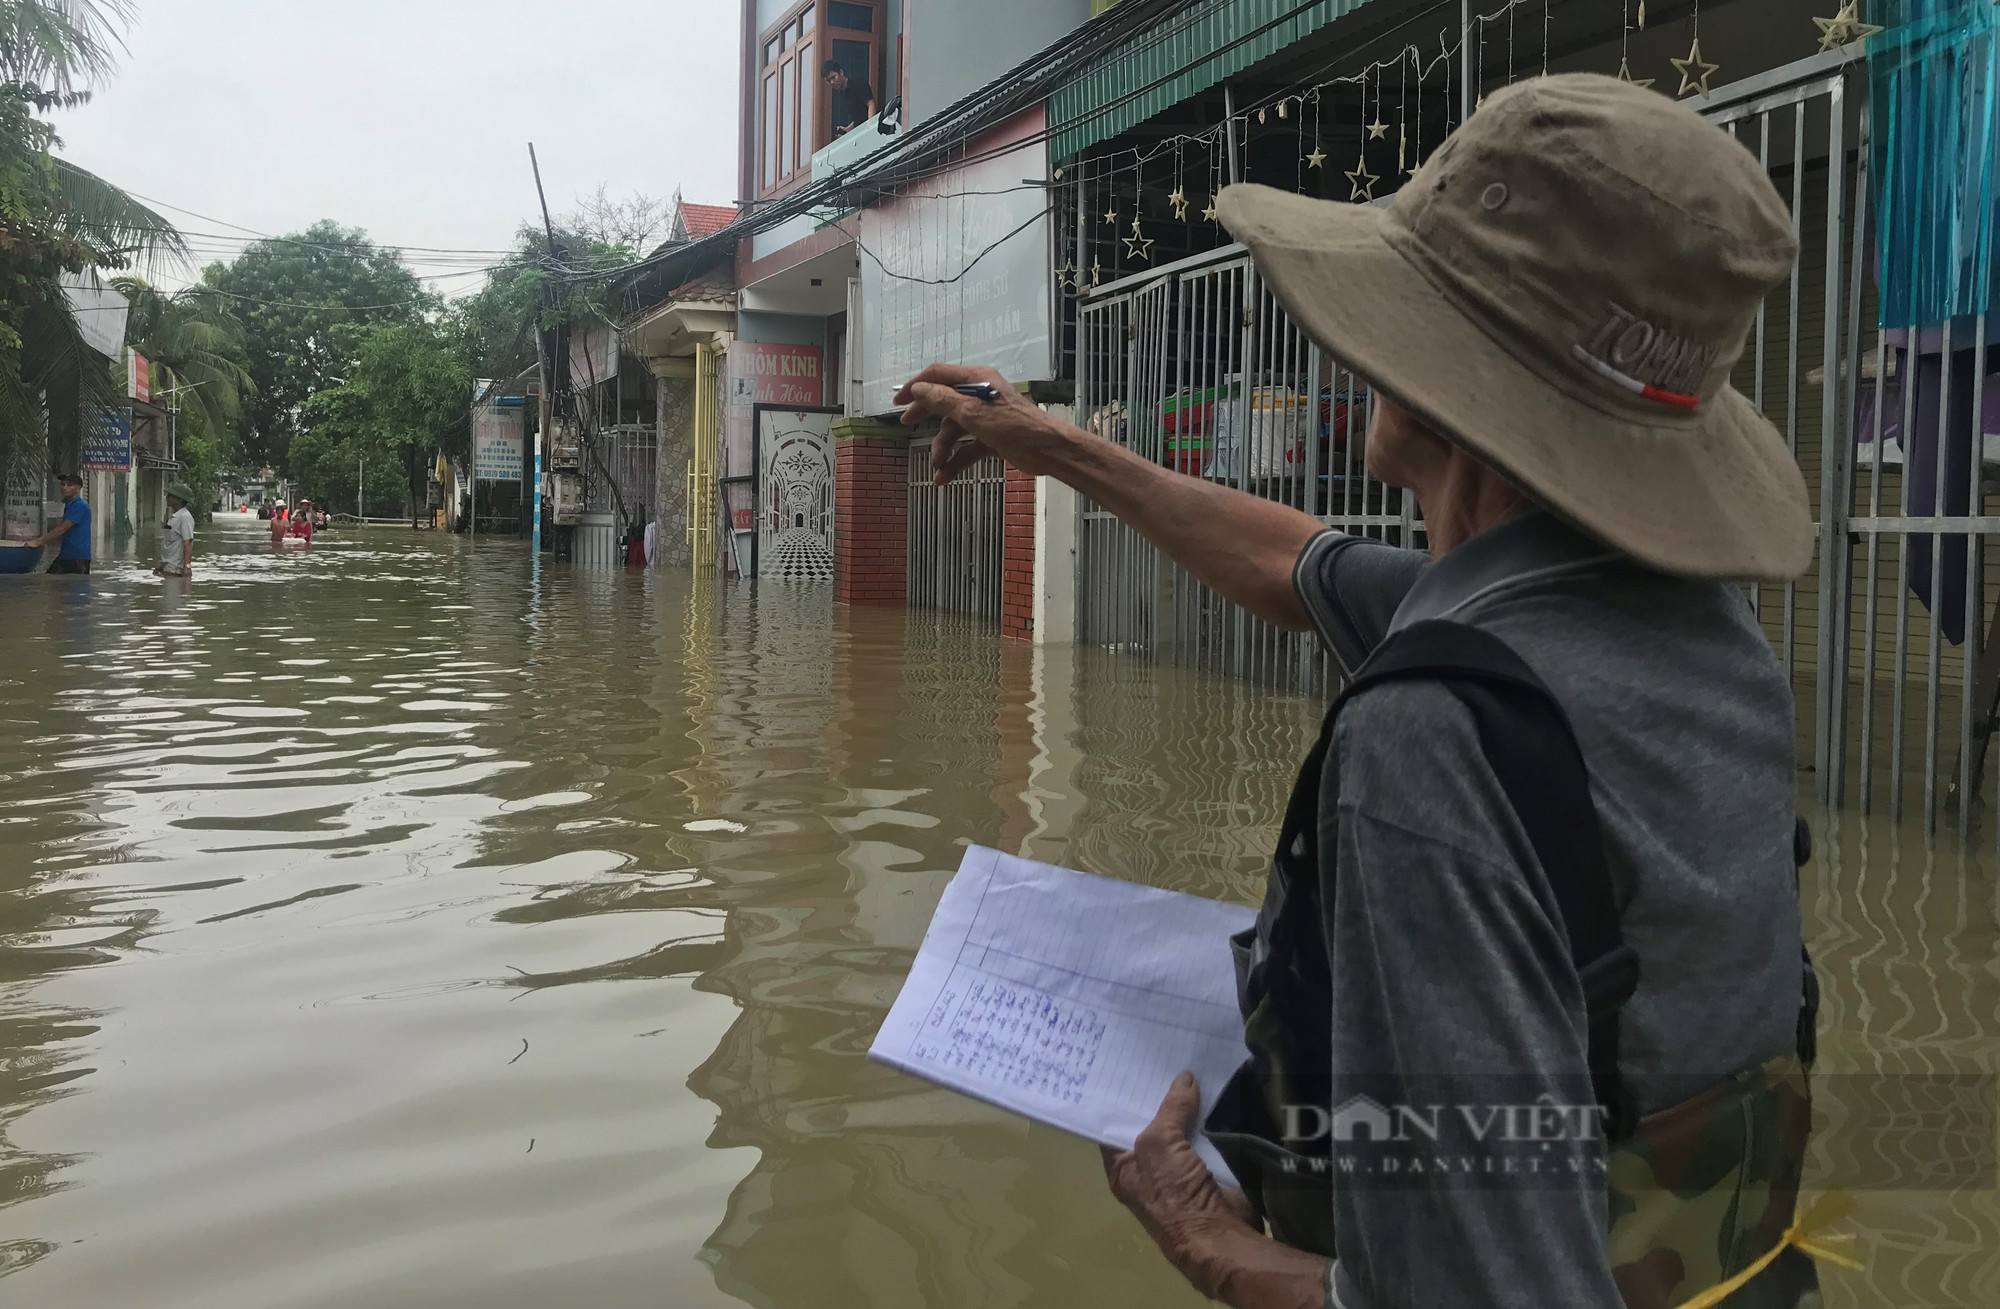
1050,0,1376,161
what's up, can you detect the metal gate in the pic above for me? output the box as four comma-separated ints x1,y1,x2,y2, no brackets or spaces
1076,242,1417,700
907,441,1006,619
575,423,658,567
1074,52,1998,823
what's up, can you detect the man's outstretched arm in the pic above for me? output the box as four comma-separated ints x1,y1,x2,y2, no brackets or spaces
897,364,1323,632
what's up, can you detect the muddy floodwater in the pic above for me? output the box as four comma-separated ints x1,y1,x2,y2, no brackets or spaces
0,517,1993,1308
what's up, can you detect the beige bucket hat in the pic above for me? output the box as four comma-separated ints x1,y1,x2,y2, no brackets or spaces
1219,73,1813,581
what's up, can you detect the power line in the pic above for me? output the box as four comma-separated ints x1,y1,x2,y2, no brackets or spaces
124,191,521,257
588,0,1339,286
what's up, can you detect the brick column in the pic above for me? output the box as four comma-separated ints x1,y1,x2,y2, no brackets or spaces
1001,465,1037,641
835,418,909,607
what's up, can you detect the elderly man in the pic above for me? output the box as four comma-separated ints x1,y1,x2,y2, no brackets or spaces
898,76,1819,1309
159,482,196,578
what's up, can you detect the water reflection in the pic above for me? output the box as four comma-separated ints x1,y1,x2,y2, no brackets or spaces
0,519,1990,1307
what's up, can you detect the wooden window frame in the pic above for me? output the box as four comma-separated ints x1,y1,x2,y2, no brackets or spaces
753,0,882,200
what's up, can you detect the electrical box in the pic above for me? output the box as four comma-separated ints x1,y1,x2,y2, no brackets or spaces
548,420,582,472
548,471,584,527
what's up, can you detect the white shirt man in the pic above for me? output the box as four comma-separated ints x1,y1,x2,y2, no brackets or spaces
160,484,195,578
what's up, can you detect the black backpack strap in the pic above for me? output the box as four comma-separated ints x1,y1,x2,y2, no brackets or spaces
1795,817,1820,1069
1340,620,1642,1138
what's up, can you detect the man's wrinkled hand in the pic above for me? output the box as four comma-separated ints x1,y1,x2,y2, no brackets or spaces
1102,1072,1258,1298
895,364,1066,486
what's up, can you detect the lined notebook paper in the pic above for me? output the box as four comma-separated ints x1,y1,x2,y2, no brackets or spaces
870,846,1257,1184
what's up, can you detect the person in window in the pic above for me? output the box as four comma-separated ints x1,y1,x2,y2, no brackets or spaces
824,59,874,136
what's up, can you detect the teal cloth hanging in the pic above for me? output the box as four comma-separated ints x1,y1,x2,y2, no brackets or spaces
1870,0,2000,330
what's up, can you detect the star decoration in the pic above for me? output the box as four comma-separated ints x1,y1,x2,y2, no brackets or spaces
1090,258,1102,288
1346,157,1379,203
1123,218,1154,263
1169,186,1189,220
1672,38,1720,98
1056,263,1078,291
1814,1,1883,51
1366,117,1389,140
1617,54,1655,90
1201,198,1220,223
1306,146,1327,169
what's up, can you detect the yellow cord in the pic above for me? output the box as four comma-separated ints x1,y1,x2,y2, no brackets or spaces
1673,1192,1866,1309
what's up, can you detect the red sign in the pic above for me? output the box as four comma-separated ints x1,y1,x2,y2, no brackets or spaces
128,350,150,404
735,342,823,408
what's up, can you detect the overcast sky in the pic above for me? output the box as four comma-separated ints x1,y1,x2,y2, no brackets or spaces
54,0,741,294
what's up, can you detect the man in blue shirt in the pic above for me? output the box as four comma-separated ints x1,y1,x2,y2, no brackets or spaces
26,473,92,574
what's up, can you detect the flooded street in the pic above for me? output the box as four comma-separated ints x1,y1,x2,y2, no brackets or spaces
0,517,1311,1308
0,517,1993,1308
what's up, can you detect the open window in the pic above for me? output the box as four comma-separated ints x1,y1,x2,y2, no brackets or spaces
756,0,881,197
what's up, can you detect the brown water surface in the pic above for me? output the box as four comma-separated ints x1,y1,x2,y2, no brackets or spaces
0,518,1991,1307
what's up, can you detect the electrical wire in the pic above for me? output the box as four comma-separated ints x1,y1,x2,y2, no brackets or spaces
584,0,1244,284
854,205,1058,286
701,0,1555,300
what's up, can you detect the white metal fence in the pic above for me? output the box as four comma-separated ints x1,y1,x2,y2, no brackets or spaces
1075,242,1416,701
575,423,658,567
907,441,1007,620
1073,54,2000,828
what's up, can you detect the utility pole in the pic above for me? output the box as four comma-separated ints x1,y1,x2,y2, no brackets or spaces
529,143,559,557
358,452,364,521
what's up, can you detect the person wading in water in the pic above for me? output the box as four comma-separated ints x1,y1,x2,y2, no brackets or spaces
898,75,1822,1309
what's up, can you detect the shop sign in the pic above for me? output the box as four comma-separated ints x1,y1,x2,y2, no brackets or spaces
472,404,525,481
83,407,132,471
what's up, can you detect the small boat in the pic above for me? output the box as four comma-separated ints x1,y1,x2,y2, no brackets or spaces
0,543,43,575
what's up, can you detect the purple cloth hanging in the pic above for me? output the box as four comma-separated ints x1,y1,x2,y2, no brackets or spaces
1900,346,1997,644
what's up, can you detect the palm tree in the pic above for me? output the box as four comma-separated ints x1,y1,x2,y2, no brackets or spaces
0,0,131,91
110,277,255,433
0,0,185,470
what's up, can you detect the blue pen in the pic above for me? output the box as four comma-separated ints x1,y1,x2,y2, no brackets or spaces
954,383,1003,403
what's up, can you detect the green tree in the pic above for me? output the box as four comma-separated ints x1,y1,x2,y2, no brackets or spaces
1,0,183,468
204,221,430,469
456,221,644,390
111,276,255,513
289,315,475,516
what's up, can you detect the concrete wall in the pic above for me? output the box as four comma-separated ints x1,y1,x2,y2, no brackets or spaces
905,0,1092,127
736,310,828,353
